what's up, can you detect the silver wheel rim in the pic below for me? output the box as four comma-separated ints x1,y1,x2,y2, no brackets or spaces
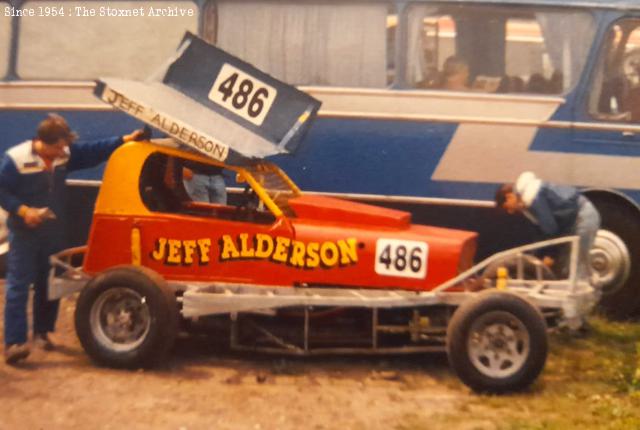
467,311,530,379
90,287,151,352
591,230,631,296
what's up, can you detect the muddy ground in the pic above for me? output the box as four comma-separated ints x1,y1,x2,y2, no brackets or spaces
0,286,492,430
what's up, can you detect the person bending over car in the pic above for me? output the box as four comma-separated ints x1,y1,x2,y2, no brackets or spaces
0,114,145,364
495,171,600,285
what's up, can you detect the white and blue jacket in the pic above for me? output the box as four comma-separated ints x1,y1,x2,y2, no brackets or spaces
0,136,123,232
515,171,582,237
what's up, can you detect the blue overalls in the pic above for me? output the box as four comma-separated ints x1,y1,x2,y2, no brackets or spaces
518,173,601,282
0,136,123,346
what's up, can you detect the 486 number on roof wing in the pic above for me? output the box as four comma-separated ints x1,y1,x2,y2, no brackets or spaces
208,63,278,126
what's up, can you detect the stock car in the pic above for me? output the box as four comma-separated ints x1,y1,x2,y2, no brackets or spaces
48,33,596,393
49,137,597,394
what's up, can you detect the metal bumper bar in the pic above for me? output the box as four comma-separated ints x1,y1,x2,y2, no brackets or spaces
48,246,90,300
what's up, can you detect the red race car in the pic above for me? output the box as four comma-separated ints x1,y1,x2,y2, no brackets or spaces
49,34,596,393
50,137,595,393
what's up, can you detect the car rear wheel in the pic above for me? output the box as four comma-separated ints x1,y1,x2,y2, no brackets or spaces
75,266,178,368
446,291,548,393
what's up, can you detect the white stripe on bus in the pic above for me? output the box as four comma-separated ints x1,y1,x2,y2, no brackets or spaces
7,83,640,190
433,121,640,189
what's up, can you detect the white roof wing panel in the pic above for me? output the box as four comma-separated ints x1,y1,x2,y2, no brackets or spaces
94,32,321,162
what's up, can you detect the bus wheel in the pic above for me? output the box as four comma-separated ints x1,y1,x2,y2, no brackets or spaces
447,291,548,394
75,266,178,368
591,230,630,296
588,197,640,319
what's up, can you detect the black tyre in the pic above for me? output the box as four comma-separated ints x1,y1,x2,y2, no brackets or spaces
588,197,640,319
75,265,178,368
447,291,548,394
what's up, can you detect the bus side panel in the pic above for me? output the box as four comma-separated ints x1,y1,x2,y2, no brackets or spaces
273,117,459,196
0,109,143,179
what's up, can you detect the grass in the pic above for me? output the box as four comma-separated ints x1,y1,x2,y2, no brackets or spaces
397,317,640,430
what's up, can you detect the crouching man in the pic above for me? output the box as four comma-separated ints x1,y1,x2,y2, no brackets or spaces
495,171,601,285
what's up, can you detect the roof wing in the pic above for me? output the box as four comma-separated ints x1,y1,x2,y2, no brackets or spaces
94,32,321,163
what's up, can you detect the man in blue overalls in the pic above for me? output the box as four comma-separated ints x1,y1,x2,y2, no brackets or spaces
495,171,601,285
0,114,145,364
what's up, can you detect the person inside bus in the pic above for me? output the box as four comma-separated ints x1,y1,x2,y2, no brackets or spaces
548,71,563,94
495,172,601,285
0,114,146,364
526,73,548,94
495,76,525,94
510,76,525,93
437,56,470,91
495,76,511,94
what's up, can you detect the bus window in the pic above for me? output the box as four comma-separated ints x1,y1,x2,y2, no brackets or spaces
505,19,546,92
0,1,10,79
211,1,390,88
590,21,640,122
17,1,198,80
407,11,453,89
406,3,595,95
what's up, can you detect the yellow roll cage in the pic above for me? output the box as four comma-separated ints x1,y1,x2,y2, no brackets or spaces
95,139,301,218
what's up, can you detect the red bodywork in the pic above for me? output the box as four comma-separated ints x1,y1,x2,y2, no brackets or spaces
85,193,476,292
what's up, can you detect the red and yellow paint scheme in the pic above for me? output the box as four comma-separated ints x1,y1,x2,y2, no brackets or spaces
84,140,477,291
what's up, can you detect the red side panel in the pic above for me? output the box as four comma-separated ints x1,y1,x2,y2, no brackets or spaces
288,195,411,228
84,216,137,273
84,213,477,292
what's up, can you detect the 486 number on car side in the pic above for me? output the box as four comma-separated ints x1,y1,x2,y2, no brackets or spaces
208,63,277,126
375,239,428,279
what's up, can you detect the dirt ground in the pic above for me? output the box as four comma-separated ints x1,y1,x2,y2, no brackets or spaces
0,285,485,430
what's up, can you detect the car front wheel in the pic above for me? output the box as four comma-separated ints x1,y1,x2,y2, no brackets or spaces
446,291,548,394
75,266,178,368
